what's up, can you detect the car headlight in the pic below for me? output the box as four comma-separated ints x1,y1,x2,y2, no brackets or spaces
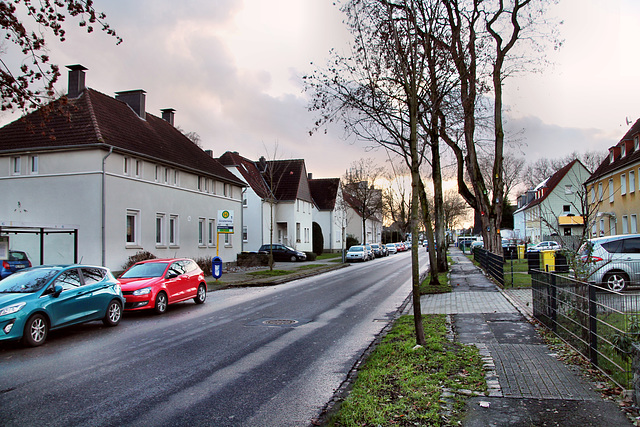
133,287,152,296
0,302,26,316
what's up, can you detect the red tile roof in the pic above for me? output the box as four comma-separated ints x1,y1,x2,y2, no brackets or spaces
309,178,340,210
0,88,245,186
218,151,272,199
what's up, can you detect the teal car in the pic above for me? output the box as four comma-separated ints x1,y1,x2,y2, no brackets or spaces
0,265,124,347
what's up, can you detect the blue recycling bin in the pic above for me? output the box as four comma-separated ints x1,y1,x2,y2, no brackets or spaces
212,256,223,279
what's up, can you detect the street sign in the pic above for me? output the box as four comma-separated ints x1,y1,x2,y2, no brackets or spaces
217,210,234,233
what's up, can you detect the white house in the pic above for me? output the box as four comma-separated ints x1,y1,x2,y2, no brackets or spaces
343,191,383,245
0,65,246,271
219,152,314,253
309,177,346,253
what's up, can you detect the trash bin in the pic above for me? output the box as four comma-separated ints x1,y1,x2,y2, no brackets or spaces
554,252,569,273
527,251,540,274
541,250,555,272
517,245,525,260
212,256,223,279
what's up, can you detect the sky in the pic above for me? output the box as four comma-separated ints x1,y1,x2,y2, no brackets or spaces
1,0,638,181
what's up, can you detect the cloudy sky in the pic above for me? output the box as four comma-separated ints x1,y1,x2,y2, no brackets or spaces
1,0,637,180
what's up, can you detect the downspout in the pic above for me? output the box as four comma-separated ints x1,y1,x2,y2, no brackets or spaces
102,146,113,266
241,187,246,252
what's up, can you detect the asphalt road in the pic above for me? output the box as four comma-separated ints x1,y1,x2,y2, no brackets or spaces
0,250,423,427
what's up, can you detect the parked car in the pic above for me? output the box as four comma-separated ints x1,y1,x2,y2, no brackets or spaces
346,245,368,262
258,244,307,262
364,244,375,260
1,250,32,280
119,258,207,314
579,234,640,291
0,265,124,347
527,241,561,252
370,243,385,258
386,243,398,254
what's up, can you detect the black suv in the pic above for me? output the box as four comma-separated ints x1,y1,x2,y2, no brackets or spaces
258,244,307,262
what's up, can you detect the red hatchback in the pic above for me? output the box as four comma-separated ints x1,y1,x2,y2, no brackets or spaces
119,258,207,314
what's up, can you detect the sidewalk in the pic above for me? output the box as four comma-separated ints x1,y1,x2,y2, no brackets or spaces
420,247,631,426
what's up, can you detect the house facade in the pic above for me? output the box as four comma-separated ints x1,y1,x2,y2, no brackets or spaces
513,159,591,245
585,119,640,237
309,177,346,253
219,152,314,253
342,191,383,245
0,65,246,271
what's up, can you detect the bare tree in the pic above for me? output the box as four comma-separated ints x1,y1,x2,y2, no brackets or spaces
442,189,469,231
1,0,121,114
342,158,385,245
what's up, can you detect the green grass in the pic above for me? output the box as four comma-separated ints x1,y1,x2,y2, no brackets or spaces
420,272,452,294
503,258,532,288
317,252,343,261
247,269,291,277
327,315,486,426
296,264,325,270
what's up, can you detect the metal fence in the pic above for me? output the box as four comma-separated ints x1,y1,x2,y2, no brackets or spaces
473,248,504,287
531,270,640,388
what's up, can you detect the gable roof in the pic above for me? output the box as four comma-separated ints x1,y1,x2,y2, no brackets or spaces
518,159,585,211
309,178,340,210
587,118,640,184
218,151,272,199
265,159,312,202
0,88,245,186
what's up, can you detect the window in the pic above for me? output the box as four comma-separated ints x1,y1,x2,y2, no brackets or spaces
156,214,165,245
635,136,639,151
208,219,216,246
135,160,142,177
631,171,636,193
632,215,638,234
169,215,178,246
296,222,301,243
304,227,310,243
211,180,217,195
55,269,82,291
155,165,160,182
29,155,38,174
590,186,596,203
600,218,605,236
81,267,106,285
126,210,140,245
564,228,571,236
610,218,616,236
243,226,248,242
224,233,231,246
223,183,230,197
198,176,203,191
164,168,169,184
609,179,614,203
598,182,603,201
563,205,570,213
123,157,130,175
173,170,179,186
564,185,573,195
198,218,205,246
622,215,629,234
621,174,627,195
621,143,626,158
11,156,20,175
243,196,248,207
297,200,300,212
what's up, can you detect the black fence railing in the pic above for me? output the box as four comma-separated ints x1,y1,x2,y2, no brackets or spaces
473,248,504,287
531,270,640,388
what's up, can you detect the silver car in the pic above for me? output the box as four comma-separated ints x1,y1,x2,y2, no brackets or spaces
578,234,640,291
346,245,368,262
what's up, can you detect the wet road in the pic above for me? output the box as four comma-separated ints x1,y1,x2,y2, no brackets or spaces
0,251,423,426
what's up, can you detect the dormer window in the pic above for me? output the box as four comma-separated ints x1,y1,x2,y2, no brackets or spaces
635,135,639,151
610,149,615,163
621,143,626,158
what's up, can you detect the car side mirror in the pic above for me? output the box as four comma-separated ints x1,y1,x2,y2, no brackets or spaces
52,284,63,297
166,272,178,279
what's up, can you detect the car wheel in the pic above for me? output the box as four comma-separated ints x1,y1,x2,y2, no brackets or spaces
290,255,297,262
194,283,207,304
103,300,122,326
603,271,629,292
154,292,168,315
23,314,48,347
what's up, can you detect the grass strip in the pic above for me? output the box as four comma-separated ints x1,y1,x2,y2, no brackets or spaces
247,269,291,277
420,272,452,295
328,315,486,426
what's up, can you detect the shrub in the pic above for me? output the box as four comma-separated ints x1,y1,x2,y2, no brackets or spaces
312,222,324,256
304,252,317,261
346,235,359,249
193,257,213,276
121,250,156,271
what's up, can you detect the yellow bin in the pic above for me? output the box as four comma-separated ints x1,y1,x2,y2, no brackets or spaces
517,245,525,259
540,250,555,271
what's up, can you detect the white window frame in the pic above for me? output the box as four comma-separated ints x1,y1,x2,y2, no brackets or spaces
635,136,639,151
11,156,20,175
621,174,627,195
609,179,614,203
198,218,206,246
155,165,160,182
29,155,38,174
156,213,166,246
126,209,140,246
243,225,248,242
173,170,179,186
632,215,638,234
208,219,216,247
224,233,232,247
621,143,626,158
590,186,596,203
622,215,629,234
123,157,130,175
631,171,636,193
598,182,603,201
564,185,573,195
135,159,142,177
164,168,169,184
169,215,179,246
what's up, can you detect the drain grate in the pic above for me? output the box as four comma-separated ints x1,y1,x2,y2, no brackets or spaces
263,319,298,326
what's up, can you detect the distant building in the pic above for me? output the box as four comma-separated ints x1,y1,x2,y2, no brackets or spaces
585,119,640,236
0,65,245,270
309,177,345,253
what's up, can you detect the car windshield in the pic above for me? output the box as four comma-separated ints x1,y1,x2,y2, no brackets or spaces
120,262,169,278
349,246,363,252
9,251,28,261
0,268,59,293
284,246,297,252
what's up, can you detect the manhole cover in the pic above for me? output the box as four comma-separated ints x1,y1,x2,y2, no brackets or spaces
263,319,298,326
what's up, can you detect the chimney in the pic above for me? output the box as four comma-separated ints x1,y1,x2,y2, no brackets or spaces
115,89,146,119
308,173,313,180
205,149,214,157
161,108,175,126
67,64,87,98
